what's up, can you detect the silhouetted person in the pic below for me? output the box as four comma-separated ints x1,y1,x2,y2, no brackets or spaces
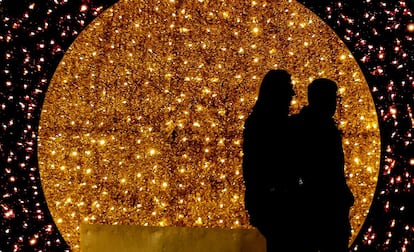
291,78,354,252
242,69,296,252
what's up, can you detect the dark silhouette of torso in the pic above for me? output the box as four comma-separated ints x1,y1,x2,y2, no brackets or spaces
242,69,296,252
290,78,354,252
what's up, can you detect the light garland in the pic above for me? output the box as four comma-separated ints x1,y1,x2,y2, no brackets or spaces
1,0,412,251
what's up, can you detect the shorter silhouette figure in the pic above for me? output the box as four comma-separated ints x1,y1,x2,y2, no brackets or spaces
242,69,296,252
291,78,354,252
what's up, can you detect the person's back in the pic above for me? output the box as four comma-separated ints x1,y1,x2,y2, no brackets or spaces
242,69,295,252
291,78,354,252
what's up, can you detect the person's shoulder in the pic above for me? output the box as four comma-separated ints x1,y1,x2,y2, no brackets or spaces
288,111,309,133
288,112,303,124
289,113,300,120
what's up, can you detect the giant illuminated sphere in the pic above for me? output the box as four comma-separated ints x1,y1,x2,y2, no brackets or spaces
38,0,380,250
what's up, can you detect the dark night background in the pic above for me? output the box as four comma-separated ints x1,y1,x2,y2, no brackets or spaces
1,0,413,251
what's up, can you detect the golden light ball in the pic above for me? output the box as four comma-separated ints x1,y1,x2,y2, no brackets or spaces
38,0,380,250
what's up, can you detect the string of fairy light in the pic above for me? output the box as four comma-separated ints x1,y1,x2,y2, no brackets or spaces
1,0,413,251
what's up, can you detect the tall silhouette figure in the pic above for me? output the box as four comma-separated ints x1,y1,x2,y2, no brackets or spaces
242,69,296,252
291,78,354,252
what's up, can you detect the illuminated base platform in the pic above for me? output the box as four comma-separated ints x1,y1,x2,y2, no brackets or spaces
80,224,266,252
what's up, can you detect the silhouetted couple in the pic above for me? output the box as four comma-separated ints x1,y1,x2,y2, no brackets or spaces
242,69,355,252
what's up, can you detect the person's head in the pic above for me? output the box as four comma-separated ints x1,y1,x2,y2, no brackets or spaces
307,78,338,118
256,69,295,113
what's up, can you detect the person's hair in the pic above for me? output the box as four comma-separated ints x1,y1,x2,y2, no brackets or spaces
258,69,292,99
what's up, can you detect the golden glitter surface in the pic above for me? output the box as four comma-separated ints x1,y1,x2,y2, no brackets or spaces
38,0,380,250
